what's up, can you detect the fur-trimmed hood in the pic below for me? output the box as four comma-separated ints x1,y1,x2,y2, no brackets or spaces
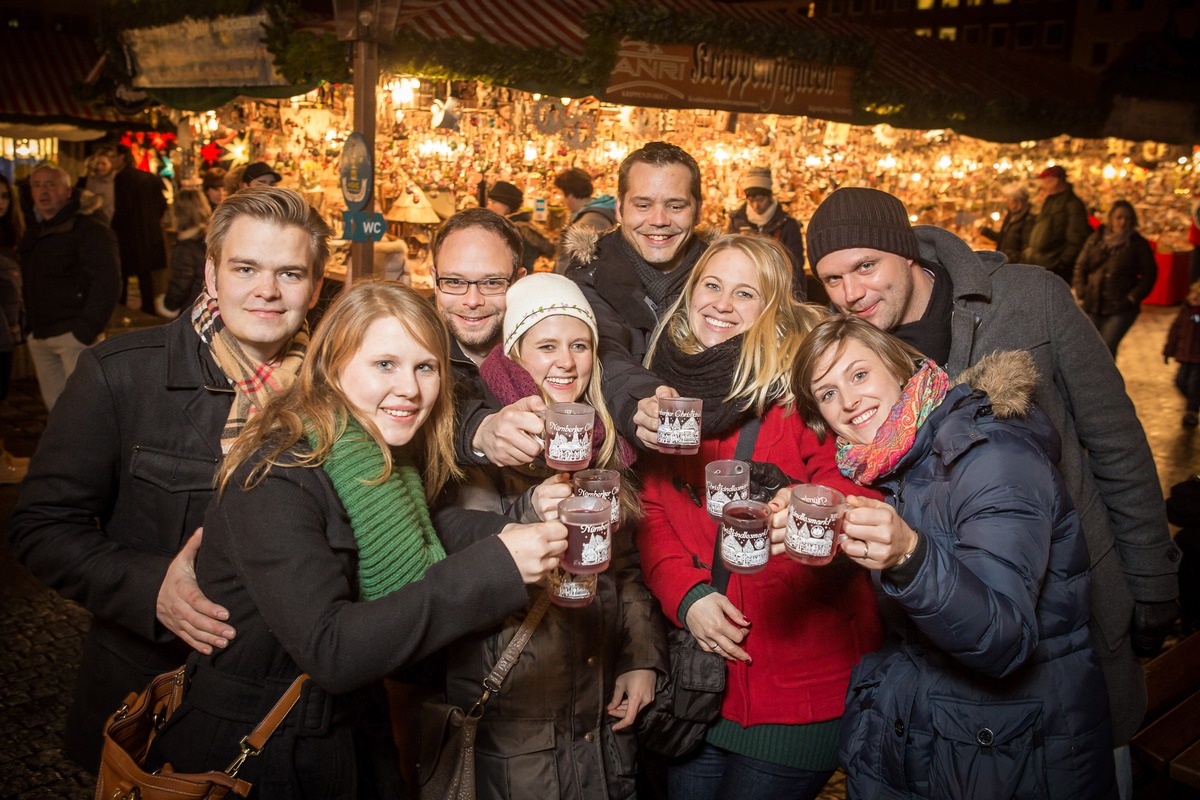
950,349,1037,420
561,224,723,271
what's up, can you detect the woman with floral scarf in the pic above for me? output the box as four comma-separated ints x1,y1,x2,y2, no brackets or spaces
785,314,1114,799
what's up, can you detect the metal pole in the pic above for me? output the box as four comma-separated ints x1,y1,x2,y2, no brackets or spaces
348,38,378,283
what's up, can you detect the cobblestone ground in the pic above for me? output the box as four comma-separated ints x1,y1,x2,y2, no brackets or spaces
0,305,1193,799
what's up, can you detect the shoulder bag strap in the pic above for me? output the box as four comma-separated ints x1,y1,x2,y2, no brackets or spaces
482,591,552,695
710,415,763,594
225,673,310,777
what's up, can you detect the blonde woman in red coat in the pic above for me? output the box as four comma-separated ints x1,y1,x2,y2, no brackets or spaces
634,235,883,800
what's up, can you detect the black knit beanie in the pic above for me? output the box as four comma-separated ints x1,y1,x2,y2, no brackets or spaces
806,187,921,276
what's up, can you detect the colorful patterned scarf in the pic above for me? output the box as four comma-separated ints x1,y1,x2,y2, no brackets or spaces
310,418,447,601
480,345,636,468
836,359,949,485
191,289,309,453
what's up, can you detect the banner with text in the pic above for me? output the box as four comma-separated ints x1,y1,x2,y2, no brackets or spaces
603,40,854,121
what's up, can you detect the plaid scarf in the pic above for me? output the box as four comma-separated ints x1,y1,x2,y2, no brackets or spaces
311,418,446,601
836,359,949,485
191,289,309,453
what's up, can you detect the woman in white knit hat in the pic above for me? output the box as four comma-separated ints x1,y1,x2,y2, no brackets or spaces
441,271,666,800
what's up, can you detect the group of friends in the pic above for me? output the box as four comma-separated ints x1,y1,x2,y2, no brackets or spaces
6,141,1182,800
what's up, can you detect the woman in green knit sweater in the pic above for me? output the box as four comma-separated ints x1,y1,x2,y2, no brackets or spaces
149,279,567,798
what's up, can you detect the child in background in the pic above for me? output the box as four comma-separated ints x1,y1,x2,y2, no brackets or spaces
1165,280,1200,427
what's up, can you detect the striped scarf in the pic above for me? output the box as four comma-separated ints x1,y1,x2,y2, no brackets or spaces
191,289,309,453
311,418,446,600
836,359,949,485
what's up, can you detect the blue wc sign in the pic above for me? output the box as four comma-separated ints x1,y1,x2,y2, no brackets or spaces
339,132,385,242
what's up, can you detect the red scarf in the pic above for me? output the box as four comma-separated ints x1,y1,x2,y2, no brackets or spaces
480,345,636,468
836,359,949,485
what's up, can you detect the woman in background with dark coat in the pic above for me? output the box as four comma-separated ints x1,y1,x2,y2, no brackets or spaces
158,188,211,317
1073,200,1157,357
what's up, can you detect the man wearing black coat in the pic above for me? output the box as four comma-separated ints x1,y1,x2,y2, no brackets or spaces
7,187,329,771
110,144,168,314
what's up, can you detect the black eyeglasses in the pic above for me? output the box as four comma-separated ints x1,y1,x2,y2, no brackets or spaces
434,276,513,296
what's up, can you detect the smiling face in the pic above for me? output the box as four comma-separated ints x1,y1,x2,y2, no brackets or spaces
811,337,904,445
616,162,698,271
204,217,321,364
432,227,518,363
514,315,594,404
687,248,767,349
338,316,440,447
815,247,927,332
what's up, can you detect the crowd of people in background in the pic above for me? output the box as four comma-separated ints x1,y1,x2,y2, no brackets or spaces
0,139,1189,800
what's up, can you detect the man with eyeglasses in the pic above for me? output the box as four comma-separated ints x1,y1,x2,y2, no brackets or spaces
431,208,544,467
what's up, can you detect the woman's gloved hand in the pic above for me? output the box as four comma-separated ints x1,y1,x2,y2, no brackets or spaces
748,461,795,503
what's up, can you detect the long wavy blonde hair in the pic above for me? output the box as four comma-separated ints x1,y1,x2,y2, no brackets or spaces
645,234,826,413
218,279,461,500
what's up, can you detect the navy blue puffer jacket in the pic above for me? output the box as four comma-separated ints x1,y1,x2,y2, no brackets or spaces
839,351,1114,799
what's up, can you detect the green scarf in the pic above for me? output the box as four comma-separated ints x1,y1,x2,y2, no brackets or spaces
310,418,447,601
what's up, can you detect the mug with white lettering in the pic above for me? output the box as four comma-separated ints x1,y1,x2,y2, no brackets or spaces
557,495,612,574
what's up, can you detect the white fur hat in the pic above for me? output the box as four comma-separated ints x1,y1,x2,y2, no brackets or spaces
503,273,599,355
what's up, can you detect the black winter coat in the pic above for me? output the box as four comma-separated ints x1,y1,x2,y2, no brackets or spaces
165,233,206,312
1072,228,1157,316
725,202,806,300
111,164,167,278
840,352,1113,799
18,191,120,343
564,228,706,443
149,456,530,798
7,316,230,769
980,206,1035,265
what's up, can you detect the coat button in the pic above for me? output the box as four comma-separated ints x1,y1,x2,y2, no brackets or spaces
976,728,995,746
586,656,596,666
584,732,595,743
893,720,905,737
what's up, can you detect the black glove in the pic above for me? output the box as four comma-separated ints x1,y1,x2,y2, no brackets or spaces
747,461,796,504
1130,600,1180,658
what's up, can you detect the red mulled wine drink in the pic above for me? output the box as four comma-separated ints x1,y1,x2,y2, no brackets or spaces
558,496,612,574
720,499,770,575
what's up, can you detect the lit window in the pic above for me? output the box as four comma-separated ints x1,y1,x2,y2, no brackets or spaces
917,0,935,9
938,26,958,40
993,0,1012,5
942,0,960,6
915,27,934,36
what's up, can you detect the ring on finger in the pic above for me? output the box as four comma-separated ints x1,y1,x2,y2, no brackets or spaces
863,541,870,560
711,642,721,651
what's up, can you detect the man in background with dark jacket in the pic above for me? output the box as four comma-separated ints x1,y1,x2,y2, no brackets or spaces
111,144,167,314
1024,164,1090,284
486,180,555,272
18,161,120,411
553,167,616,273
725,165,808,301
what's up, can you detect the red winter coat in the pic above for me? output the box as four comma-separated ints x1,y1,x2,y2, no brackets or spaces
636,404,884,727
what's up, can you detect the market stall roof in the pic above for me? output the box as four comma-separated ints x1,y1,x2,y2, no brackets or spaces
0,30,115,140
379,0,1105,141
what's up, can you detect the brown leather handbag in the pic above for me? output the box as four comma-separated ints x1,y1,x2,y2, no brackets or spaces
94,666,308,800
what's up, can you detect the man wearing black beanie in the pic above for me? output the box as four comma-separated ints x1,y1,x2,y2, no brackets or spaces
807,186,1179,800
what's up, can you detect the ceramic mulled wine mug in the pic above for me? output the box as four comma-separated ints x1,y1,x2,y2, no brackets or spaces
705,459,750,522
544,402,594,472
557,495,612,574
657,396,702,455
573,468,621,532
720,499,771,575
784,484,846,567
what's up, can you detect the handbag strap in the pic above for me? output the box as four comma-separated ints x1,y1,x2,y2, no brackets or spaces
710,415,762,594
224,673,310,778
482,591,551,694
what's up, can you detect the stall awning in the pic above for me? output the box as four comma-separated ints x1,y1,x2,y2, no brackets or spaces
0,30,112,131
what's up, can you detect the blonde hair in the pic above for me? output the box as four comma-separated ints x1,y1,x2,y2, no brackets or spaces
792,314,923,442
218,279,462,500
645,234,825,414
509,318,643,520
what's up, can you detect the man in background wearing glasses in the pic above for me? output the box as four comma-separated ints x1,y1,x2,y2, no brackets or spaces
430,207,544,467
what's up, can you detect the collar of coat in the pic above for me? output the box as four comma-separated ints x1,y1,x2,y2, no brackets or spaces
951,349,1037,421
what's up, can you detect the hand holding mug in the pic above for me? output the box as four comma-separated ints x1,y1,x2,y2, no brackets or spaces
531,473,574,522
633,385,678,450
838,495,919,570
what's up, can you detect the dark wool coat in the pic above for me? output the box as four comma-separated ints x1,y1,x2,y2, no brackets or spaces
563,227,707,444
1072,227,1157,316
840,352,1114,799
914,224,1179,746
980,206,1035,265
1164,304,1200,364
7,316,230,769
149,457,529,799
725,202,807,300
1024,187,1090,283
18,191,120,343
164,232,206,312
111,164,167,279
